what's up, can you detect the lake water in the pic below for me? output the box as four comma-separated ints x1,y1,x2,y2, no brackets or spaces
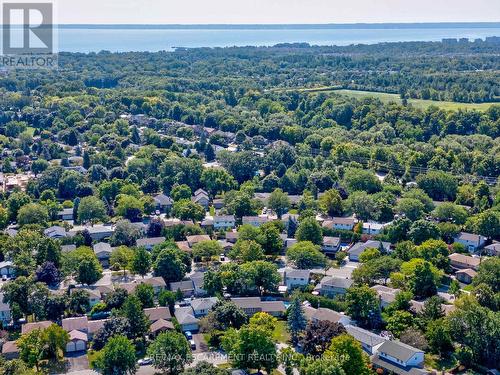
54,26,500,53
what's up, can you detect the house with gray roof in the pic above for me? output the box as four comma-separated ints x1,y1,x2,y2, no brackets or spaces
153,194,173,213
453,232,486,252
345,325,387,354
174,306,199,332
44,225,67,239
136,237,165,250
315,276,353,297
169,280,195,297
371,340,426,375
190,297,218,317
93,242,112,267
348,240,391,262
283,268,310,289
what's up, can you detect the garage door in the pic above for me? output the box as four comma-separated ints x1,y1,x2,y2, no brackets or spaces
66,342,76,352
75,340,86,351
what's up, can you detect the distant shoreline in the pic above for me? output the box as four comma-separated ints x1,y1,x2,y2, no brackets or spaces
55,22,500,30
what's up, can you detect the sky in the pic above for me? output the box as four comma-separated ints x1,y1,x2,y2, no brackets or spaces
56,0,500,24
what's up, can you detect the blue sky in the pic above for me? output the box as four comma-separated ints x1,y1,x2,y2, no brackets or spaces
58,0,500,24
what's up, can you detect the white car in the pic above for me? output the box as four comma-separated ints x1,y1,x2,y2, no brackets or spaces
137,357,152,366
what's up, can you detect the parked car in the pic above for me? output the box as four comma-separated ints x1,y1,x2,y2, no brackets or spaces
190,339,196,350
138,358,152,366
185,331,193,340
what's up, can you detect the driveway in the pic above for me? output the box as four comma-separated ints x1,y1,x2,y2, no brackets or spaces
64,352,90,372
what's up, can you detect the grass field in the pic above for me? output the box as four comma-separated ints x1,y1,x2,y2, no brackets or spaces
273,320,291,343
277,86,497,111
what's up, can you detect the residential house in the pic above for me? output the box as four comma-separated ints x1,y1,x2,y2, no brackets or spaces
57,208,74,221
455,268,477,284
345,325,387,355
242,216,269,227
448,253,481,271
191,297,218,317
191,272,207,297
136,237,165,251
454,232,486,252
70,224,114,241
371,340,427,375
169,280,195,297
213,198,224,210
21,321,52,334
66,330,88,352
322,217,356,231
321,236,341,254
61,244,76,253
71,288,101,307
225,231,239,243
192,189,210,209
174,306,199,332
44,225,67,239
371,285,400,308
62,316,88,334
303,305,352,326
315,276,353,297
283,268,310,289
0,261,14,278
348,241,391,262
88,320,107,340
362,222,388,236
213,215,236,230
1,341,19,360
150,319,175,336
231,297,286,317
186,235,211,248
484,242,500,256
0,293,11,324
93,242,112,268
153,194,173,213
140,277,167,295
410,300,455,316
144,307,171,323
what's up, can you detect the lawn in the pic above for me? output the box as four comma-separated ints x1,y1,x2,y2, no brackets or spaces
329,89,496,112
272,320,291,343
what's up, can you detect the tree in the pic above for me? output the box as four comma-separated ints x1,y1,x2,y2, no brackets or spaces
111,219,141,246
417,171,458,201
408,219,440,245
318,189,343,217
432,202,468,225
345,286,380,328
287,292,306,344
121,295,149,339
209,300,247,331
325,334,371,375
416,239,450,269
286,241,327,269
43,324,70,361
192,240,223,263
426,318,453,355
401,258,442,298
77,196,107,224
76,257,103,285
17,329,45,372
69,289,91,314
419,295,445,323
92,335,137,375
135,283,155,308
147,331,192,375
17,203,49,227
110,246,133,274
399,328,428,351
0,206,8,230
222,325,278,374
249,312,277,332
35,261,60,286
200,168,237,197
472,257,500,292
386,310,415,338
130,247,152,277
342,168,381,194
346,191,380,221
6,191,31,221
171,199,205,222
259,221,283,255
472,210,500,239
240,260,281,295
358,248,380,263
170,184,192,201
154,248,187,283
395,198,425,221
300,320,346,356
352,256,402,286
295,217,323,245
229,240,264,262
448,298,500,368
116,194,144,222
268,188,290,219
92,317,132,351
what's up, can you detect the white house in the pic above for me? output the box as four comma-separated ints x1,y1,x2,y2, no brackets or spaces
345,325,387,355
43,226,67,239
372,340,426,374
362,222,389,236
0,261,15,277
66,330,88,352
174,306,199,332
315,276,353,297
454,232,486,252
93,242,112,268
322,217,356,231
57,208,74,221
321,236,341,254
190,297,218,317
213,215,236,230
283,268,310,289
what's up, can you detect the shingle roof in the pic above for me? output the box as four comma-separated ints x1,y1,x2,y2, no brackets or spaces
378,340,423,362
1,341,18,354
191,297,218,312
345,325,386,347
136,237,166,247
448,253,481,268
144,307,171,322
21,321,52,334
174,306,199,325
62,316,88,332
150,318,174,333
69,329,88,342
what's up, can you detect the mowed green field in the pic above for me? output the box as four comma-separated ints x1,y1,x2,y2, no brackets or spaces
330,89,497,111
